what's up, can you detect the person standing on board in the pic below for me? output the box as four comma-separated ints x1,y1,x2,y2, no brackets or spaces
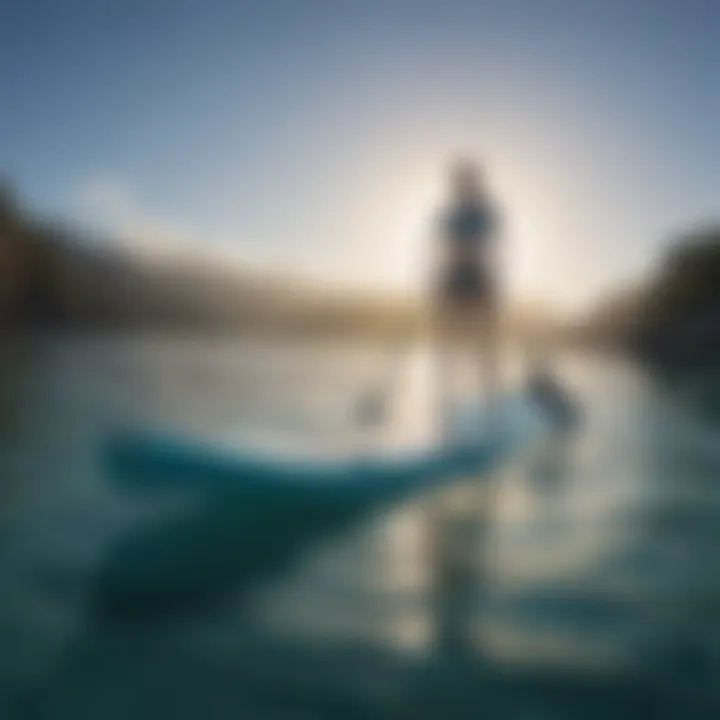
433,160,501,435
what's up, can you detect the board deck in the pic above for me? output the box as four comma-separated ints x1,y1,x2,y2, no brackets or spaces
105,391,547,495
93,391,556,622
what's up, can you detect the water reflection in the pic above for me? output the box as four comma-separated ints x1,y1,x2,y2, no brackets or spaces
527,435,574,499
425,477,494,659
2,339,720,718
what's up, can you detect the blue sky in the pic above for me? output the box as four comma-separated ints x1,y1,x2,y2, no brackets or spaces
1,0,719,310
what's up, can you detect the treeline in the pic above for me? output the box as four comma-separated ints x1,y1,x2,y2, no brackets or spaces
576,225,720,374
635,226,720,374
0,183,69,327
0,182,422,338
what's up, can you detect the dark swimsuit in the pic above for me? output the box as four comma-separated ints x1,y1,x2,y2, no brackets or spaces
438,202,497,306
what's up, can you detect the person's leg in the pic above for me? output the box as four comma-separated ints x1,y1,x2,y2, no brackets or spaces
432,301,458,441
479,304,500,397
475,300,499,404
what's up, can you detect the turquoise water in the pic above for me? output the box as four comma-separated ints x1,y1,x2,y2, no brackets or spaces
1,336,719,718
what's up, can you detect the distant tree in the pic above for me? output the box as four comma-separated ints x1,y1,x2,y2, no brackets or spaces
651,226,720,319
0,182,25,326
0,181,70,326
637,225,720,371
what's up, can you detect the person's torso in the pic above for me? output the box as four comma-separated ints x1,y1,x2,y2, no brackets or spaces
441,201,496,267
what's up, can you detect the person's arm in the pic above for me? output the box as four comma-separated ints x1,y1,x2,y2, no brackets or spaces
485,204,502,282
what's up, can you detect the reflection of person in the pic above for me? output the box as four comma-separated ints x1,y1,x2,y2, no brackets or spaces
432,160,500,432
426,493,490,657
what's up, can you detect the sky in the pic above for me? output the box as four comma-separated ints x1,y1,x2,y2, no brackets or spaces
1,0,719,311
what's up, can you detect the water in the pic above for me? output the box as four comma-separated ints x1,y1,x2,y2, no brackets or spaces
1,334,719,719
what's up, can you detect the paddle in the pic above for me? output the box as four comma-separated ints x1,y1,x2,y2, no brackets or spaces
352,340,415,428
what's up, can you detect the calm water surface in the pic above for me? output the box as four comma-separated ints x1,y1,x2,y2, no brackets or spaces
1,335,719,718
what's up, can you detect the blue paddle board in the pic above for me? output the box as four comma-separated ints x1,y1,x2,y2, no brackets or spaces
93,392,557,622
